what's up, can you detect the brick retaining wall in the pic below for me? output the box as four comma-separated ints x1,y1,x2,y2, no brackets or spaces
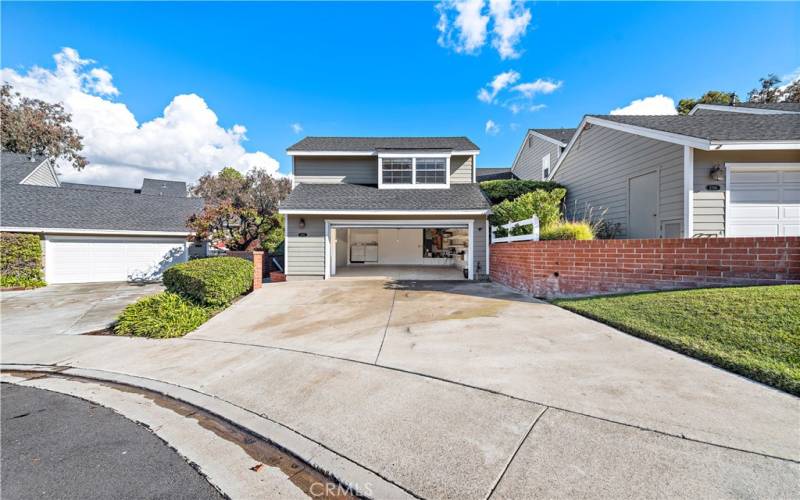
489,237,800,298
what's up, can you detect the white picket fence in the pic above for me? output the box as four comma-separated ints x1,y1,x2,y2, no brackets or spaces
491,216,540,243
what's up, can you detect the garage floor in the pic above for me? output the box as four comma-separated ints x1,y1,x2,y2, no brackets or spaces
332,265,465,280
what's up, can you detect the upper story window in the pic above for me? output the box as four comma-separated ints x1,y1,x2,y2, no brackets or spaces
382,158,412,184
415,158,447,184
542,153,551,180
379,155,450,188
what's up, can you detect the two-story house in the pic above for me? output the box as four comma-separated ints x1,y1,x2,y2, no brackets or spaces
279,137,491,281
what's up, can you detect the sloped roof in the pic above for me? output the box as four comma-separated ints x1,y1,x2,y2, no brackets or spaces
531,128,577,145
593,114,800,142
1,182,203,232
287,137,479,152
141,178,188,197
735,102,800,112
280,183,491,212
476,168,516,181
0,152,48,183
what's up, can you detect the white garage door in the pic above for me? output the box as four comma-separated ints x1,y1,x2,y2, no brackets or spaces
728,165,800,237
45,235,188,284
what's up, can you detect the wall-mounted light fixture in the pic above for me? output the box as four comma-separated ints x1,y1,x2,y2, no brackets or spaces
299,218,306,229
709,165,724,182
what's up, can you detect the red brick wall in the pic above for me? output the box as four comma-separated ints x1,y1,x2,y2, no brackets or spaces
490,237,800,298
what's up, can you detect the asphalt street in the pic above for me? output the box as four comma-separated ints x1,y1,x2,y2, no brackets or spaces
1,383,223,499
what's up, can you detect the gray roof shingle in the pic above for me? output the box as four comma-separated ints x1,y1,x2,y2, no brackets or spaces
0,152,47,183
531,128,576,145
280,183,491,212
476,168,515,181
141,178,188,197
287,137,479,152
593,114,800,142
735,102,800,112
1,182,203,232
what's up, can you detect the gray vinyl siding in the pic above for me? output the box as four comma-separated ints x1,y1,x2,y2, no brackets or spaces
692,149,800,236
294,156,378,185
512,133,562,180
285,214,488,279
449,156,474,184
552,125,683,239
21,161,59,187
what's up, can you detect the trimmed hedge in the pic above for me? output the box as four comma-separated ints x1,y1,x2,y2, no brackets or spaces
115,292,210,338
1,232,45,288
163,256,253,307
480,179,565,205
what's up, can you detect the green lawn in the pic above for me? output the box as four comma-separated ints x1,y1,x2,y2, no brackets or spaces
553,285,800,396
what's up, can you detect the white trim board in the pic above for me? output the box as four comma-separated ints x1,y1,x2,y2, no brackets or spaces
683,146,694,238
510,129,567,175
689,104,800,116
0,226,191,237
279,209,491,215
287,149,480,157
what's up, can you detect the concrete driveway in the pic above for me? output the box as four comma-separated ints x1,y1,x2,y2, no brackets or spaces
2,279,798,497
1,283,162,335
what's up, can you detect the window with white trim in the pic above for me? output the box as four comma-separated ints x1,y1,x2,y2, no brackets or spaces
382,158,412,184
415,158,447,184
542,153,551,179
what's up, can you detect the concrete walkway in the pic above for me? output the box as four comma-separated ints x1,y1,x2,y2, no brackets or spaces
2,279,798,498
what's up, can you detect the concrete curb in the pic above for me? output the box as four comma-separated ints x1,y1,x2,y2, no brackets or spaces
1,363,415,500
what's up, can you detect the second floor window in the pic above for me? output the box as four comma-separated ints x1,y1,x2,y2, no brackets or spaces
416,158,447,184
382,158,412,184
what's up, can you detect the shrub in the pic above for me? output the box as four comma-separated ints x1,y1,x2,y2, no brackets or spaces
0,232,45,288
490,188,567,236
114,292,209,338
540,222,594,240
163,256,253,307
480,179,565,204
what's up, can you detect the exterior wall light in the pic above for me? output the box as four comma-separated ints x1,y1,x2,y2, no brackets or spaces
299,218,305,229
710,165,724,182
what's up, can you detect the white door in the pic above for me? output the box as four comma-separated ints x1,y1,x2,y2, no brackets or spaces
45,235,188,284
628,171,659,238
728,165,800,237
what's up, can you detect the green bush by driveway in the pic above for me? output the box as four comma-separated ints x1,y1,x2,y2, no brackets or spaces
163,256,253,307
115,292,210,338
554,285,800,396
1,232,45,288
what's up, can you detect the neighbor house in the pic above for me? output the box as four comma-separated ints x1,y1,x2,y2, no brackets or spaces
0,152,203,283
476,167,516,182
279,137,491,280
511,128,576,181
547,105,799,238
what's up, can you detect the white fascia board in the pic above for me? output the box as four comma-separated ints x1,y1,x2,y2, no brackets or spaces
287,149,480,157
689,104,800,116
0,226,191,237
279,209,490,216
378,152,451,158
528,130,568,147
286,151,375,156
711,141,800,150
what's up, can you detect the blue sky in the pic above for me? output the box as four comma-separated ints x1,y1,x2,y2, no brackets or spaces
2,1,798,185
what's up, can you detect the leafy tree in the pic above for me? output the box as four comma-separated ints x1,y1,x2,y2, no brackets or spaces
781,79,800,103
676,90,739,115
0,83,87,168
188,167,291,251
748,74,782,103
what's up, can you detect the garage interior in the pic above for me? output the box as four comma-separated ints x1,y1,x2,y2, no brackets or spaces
331,226,470,280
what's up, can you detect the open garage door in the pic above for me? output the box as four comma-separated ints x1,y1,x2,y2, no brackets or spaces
45,235,188,284
324,220,474,280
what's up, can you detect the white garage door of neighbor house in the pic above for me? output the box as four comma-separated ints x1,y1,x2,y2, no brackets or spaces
46,236,188,284
728,165,800,237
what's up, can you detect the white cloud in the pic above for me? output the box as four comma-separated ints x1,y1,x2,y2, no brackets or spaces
610,94,678,115
2,48,280,187
437,0,489,55
511,78,561,98
477,69,520,103
436,0,531,59
489,0,531,60
291,123,303,134
485,119,500,135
